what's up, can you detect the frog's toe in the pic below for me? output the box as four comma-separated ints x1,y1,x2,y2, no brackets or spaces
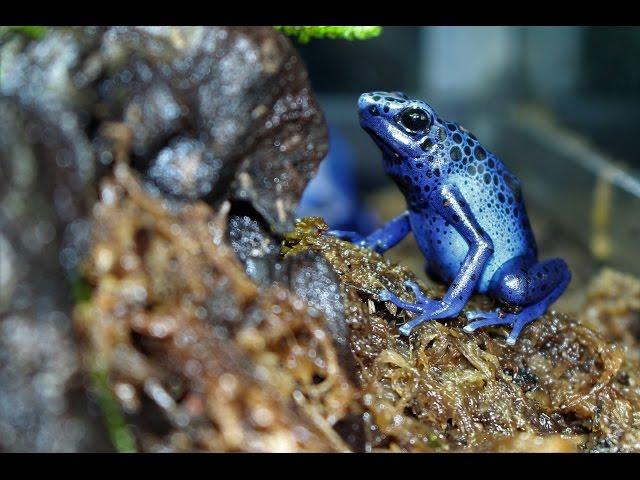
398,314,430,336
464,309,501,321
463,310,511,333
378,289,394,302
398,322,414,336
398,300,459,336
404,280,428,302
377,288,425,314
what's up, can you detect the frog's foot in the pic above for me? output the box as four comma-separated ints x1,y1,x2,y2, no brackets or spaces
378,288,422,313
464,309,512,333
399,312,432,336
464,308,505,322
397,300,460,336
463,303,547,346
380,283,463,336
378,283,434,313
379,280,441,312
403,280,430,304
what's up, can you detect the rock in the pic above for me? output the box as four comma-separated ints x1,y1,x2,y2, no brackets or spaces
0,26,329,452
227,205,359,386
87,26,328,231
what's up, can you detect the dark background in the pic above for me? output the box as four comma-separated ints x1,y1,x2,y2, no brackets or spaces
298,26,640,172
295,26,640,279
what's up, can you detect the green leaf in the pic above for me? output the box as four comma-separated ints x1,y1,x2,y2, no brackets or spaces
274,26,382,43
91,366,137,453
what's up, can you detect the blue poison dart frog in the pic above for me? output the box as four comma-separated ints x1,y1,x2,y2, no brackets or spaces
329,91,571,345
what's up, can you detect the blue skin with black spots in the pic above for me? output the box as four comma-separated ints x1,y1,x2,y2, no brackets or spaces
330,91,571,345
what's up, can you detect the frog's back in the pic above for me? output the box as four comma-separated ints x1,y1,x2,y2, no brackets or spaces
411,123,538,292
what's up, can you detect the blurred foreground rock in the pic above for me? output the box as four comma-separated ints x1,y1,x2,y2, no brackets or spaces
0,26,328,452
579,269,640,361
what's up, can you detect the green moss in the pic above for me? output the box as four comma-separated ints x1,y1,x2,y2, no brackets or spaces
70,271,92,304
274,26,382,43
91,366,137,453
0,26,48,40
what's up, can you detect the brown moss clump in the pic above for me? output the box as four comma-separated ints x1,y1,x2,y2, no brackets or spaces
285,217,640,452
74,165,359,452
74,171,640,452
579,268,640,360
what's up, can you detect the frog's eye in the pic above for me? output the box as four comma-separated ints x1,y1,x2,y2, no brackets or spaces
398,108,431,132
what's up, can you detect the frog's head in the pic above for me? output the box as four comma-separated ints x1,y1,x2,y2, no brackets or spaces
358,91,444,161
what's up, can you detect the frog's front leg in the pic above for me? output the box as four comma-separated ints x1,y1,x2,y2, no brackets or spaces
328,211,411,254
394,184,494,336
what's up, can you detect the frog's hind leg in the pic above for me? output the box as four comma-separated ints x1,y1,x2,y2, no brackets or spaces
464,257,571,345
